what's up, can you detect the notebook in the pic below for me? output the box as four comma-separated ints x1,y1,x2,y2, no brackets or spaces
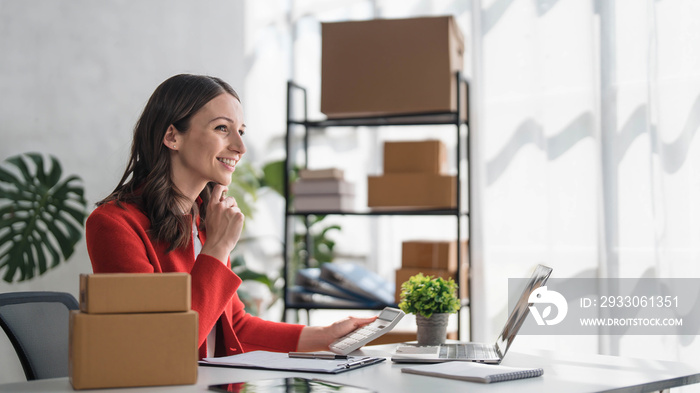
391,264,553,364
401,362,544,383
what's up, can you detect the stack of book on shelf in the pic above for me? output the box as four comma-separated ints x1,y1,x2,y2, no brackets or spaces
289,263,396,308
292,168,355,212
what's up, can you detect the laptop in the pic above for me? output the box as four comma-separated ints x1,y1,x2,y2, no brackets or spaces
391,264,553,364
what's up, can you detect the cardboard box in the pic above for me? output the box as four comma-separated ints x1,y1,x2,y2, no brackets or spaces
69,310,198,390
402,241,456,270
321,16,466,118
384,140,447,174
395,266,469,303
367,174,456,208
80,273,191,314
401,240,468,270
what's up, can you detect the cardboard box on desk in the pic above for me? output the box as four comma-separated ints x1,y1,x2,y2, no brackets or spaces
368,173,456,209
80,272,191,314
321,16,466,119
69,310,198,390
384,140,447,175
395,266,469,303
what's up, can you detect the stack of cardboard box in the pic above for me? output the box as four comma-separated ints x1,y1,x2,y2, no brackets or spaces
368,140,456,209
395,240,469,304
70,273,198,390
293,168,355,212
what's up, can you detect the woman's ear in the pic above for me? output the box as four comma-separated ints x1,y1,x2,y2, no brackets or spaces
163,125,179,150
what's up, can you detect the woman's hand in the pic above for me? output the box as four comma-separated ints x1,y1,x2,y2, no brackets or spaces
296,315,378,352
200,184,245,263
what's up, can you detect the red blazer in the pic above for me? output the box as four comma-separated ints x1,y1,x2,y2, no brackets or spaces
85,200,304,359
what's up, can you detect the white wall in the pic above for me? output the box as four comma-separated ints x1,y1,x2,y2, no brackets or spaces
0,0,254,382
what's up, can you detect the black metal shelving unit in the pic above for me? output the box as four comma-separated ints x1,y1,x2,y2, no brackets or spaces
283,73,472,339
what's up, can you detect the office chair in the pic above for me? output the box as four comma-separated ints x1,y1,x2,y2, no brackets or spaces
0,291,79,380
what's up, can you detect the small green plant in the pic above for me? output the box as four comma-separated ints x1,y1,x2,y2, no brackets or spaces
398,273,460,318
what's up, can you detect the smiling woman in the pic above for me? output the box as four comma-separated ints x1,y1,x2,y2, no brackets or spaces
84,74,376,360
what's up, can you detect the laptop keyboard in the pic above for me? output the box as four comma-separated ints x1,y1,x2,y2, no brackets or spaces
439,344,498,359
439,344,466,358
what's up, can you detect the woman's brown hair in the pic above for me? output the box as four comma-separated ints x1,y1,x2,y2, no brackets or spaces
98,74,240,251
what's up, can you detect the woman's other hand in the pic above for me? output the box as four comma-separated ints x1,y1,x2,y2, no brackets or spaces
200,183,245,263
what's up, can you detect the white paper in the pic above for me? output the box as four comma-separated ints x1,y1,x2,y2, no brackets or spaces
202,351,381,373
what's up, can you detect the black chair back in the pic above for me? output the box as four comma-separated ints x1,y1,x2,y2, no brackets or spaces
0,291,79,380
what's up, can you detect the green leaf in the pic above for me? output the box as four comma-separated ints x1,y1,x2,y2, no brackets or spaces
398,274,460,318
261,160,286,196
46,155,63,187
0,153,87,283
227,161,261,221
0,165,21,184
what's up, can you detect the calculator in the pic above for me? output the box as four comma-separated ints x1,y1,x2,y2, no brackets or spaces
329,307,405,355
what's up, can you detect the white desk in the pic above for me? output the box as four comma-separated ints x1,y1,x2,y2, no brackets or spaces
1,345,699,392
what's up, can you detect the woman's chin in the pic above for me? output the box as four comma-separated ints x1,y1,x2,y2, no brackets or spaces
216,176,233,186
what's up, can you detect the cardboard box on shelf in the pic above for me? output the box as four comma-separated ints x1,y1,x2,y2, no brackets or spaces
367,174,456,209
384,140,447,174
395,266,469,304
321,15,466,119
79,273,191,314
69,310,198,390
401,240,469,270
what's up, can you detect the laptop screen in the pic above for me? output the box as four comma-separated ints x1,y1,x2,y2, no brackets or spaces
494,264,553,358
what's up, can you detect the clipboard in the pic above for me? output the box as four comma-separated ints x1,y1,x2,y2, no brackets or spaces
199,351,385,374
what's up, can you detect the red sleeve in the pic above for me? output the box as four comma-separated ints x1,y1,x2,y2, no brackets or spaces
228,296,305,353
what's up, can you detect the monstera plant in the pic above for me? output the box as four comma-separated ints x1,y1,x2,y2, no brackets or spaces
0,153,87,283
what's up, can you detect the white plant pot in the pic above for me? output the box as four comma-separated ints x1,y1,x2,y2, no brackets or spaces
415,313,449,346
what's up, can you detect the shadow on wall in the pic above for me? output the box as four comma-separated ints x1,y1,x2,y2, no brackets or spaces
485,93,700,187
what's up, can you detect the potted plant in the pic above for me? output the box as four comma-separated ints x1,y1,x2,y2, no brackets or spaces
398,273,460,345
